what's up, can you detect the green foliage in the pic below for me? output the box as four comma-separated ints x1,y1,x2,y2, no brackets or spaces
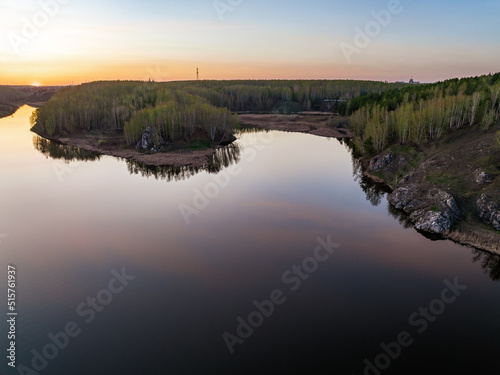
363,136,376,157
0,86,28,104
188,139,212,150
32,81,238,144
31,75,500,155
481,109,497,130
495,131,500,151
123,101,236,145
32,79,406,144
348,73,500,154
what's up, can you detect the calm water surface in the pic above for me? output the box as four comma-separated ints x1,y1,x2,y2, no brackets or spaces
1,106,499,374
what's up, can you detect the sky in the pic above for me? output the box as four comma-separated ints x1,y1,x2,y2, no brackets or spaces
0,0,499,85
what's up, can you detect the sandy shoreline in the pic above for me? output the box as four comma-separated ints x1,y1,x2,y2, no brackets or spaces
238,113,354,139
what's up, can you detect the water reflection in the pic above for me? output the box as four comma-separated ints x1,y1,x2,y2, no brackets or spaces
348,143,390,207
33,134,241,182
125,144,240,182
472,249,500,281
387,202,415,230
33,135,101,162
339,138,500,282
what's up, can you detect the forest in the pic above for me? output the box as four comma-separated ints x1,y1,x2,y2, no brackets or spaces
30,79,407,148
0,86,30,118
344,73,500,155
0,85,60,118
30,82,238,147
30,75,500,155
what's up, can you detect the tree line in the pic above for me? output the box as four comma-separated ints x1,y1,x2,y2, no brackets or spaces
30,81,238,145
168,79,407,112
30,79,405,144
31,76,500,154
346,73,500,154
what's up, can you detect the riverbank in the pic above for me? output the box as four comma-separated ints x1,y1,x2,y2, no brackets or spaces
358,124,500,254
32,112,353,167
31,129,223,167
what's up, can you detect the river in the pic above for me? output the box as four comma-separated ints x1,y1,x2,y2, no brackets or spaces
1,106,499,374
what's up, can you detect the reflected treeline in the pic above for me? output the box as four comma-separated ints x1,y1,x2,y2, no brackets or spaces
208,144,241,172
33,135,101,163
338,138,500,281
347,141,390,207
386,202,417,230
126,143,241,182
235,126,273,135
387,184,500,281
472,249,500,281
33,133,242,183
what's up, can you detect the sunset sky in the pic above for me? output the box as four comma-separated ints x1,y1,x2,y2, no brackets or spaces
1,0,499,85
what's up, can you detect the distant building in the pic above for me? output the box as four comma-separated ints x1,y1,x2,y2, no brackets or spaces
396,78,421,84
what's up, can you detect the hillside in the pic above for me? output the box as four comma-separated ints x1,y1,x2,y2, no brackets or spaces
30,80,401,165
29,76,500,252
0,85,61,118
347,73,500,253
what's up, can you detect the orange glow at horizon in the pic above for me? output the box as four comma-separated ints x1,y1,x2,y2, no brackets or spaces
1,1,499,87
2,57,498,86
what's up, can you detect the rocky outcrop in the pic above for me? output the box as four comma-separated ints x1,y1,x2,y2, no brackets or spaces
411,211,456,234
477,194,500,230
473,169,491,185
136,128,166,153
388,184,460,235
365,152,411,185
370,153,395,171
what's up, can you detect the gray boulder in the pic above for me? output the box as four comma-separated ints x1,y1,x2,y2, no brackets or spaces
477,194,500,230
388,185,460,234
370,152,395,172
136,127,154,151
412,211,456,234
135,128,165,152
473,169,491,185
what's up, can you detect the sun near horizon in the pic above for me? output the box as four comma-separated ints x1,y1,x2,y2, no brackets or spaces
1,0,500,86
